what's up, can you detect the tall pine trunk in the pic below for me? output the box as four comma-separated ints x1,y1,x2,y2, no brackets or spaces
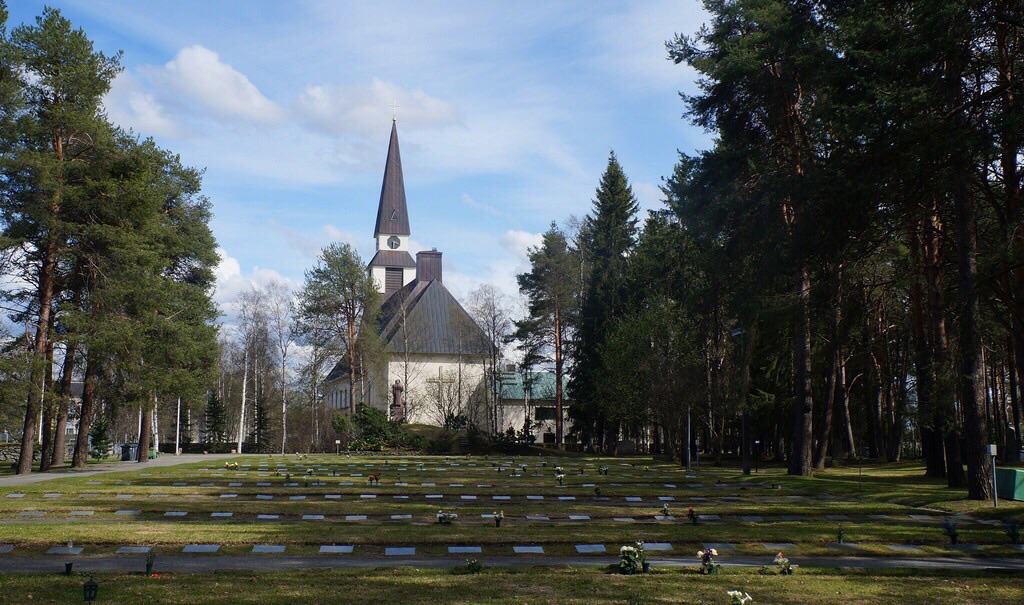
72,354,98,469
50,342,77,468
789,263,814,476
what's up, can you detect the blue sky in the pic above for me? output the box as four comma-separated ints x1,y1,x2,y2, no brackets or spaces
6,1,711,319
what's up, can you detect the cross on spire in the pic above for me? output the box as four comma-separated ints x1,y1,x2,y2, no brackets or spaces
390,99,400,121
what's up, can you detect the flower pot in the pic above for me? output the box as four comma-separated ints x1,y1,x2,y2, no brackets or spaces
708,566,716,575
65,562,73,575
838,536,844,544
146,562,154,575
495,519,501,528
950,536,959,545
642,562,650,574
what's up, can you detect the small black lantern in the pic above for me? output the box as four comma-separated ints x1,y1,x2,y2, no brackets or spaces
83,576,98,602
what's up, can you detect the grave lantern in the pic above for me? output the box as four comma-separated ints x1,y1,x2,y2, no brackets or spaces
83,577,98,602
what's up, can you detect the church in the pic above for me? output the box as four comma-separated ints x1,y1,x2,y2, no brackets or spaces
324,120,492,427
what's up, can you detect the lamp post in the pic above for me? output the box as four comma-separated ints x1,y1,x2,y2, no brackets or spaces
83,577,98,602
754,440,760,473
988,444,998,508
335,439,341,455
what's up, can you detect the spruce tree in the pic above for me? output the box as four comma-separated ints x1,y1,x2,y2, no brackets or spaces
204,390,227,447
570,152,639,452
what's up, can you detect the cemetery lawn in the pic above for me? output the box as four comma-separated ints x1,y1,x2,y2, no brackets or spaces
3,566,1023,604
1,455,1021,558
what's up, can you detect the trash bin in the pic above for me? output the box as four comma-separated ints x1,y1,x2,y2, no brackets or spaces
121,444,139,461
148,447,157,460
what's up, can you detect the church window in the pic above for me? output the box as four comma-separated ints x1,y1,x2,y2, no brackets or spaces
535,407,557,421
391,209,399,221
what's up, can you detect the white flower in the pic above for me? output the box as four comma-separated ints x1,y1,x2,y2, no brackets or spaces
710,548,719,556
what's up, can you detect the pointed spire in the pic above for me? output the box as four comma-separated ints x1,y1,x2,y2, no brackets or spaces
374,121,410,237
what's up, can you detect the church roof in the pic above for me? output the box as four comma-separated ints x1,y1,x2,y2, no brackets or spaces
375,279,491,356
373,121,411,237
368,249,416,268
498,372,571,402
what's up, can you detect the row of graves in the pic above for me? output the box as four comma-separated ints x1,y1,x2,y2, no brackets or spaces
0,455,1018,562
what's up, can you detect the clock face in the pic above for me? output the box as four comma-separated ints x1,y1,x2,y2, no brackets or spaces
387,236,401,249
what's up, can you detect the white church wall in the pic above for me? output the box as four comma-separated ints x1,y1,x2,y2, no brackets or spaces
386,356,488,426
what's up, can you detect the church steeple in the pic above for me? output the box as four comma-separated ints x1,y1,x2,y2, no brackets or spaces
373,120,411,237
368,120,416,298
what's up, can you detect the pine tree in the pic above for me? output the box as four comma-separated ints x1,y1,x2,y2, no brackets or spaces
513,223,578,448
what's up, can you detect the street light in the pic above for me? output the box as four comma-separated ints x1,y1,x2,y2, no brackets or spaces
988,444,998,508
335,439,341,455
83,577,98,602
754,440,760,473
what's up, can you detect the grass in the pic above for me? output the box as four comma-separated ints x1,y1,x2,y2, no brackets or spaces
0,454,1022,603
3,566,1024,604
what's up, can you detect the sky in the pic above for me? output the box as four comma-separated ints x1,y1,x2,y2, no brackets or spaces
5,1,712,323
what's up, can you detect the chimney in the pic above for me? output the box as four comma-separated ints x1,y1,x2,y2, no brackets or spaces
416,248,442,282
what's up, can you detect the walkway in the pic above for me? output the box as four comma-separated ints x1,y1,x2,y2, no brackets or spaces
0,454,244,488
2,552,1024,575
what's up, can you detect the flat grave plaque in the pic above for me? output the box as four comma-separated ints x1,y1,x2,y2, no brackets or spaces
211,512,233,518
885,544,923,553
253,545,286,553
575,544,606,553
448,546,481,554
257,514,279,520
164,511,188,517
319,545,353,554
645,543,672,551
391,514,412,520
302,514,325,520
182,544,220,553
115,510,140,515
513,546,545,554
702,542,735,551
385,547,415,556
47,546,82,555
116,546,151,554
0,545,14,553
345,515,367,521
568,515,590,520
762,543,796,551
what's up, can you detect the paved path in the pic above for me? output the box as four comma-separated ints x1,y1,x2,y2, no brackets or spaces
0,454,244,487
2,553,1024,575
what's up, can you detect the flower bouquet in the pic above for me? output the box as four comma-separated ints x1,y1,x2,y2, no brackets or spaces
697,548,719,574
619,540,649,575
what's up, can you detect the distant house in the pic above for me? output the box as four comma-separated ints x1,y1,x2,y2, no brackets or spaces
323,120,492,427
498,370,572,445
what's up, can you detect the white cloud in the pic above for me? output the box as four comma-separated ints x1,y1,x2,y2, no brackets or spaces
161,45,284,124
460,193,503,217
589,1,708,92
297,78,458,138
273,223,360,260
104,73,178,137
213,248,295,322
499,230,544,261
